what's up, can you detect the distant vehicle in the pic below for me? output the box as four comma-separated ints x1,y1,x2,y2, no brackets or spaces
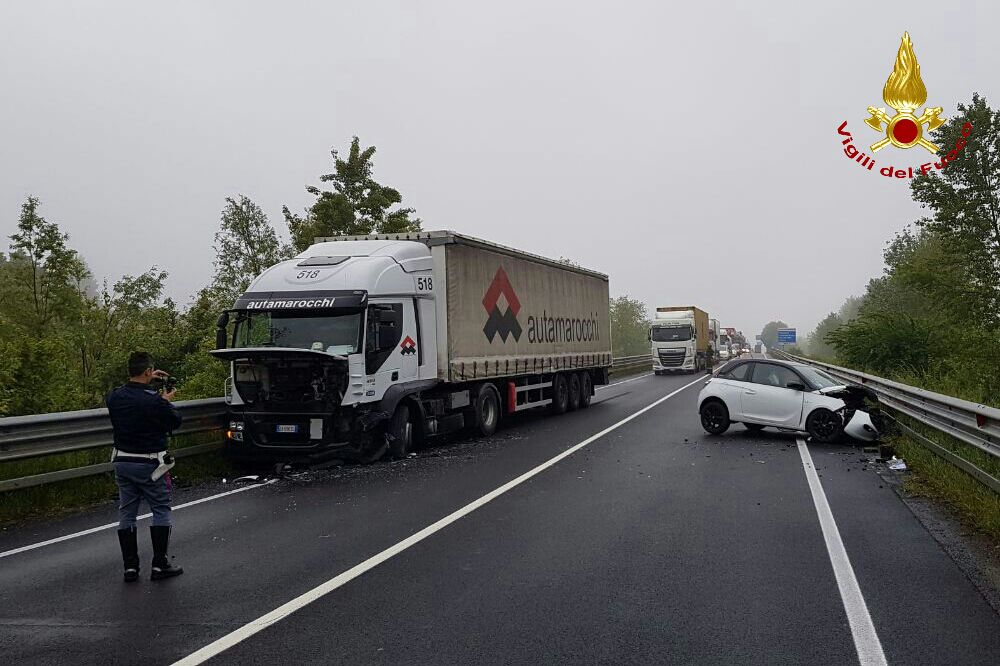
697,358,880,442
754,343,762,353
650,306,710,375
717,346,730,361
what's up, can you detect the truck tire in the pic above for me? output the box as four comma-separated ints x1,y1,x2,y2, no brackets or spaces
567,373,582,411
473,383,501,437
386,402,414,458
549,374,569,414
578,372,593,408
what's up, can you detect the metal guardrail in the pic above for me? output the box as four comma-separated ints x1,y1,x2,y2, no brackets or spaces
770,350,1000,492
610,354,652,374
0,356,648,492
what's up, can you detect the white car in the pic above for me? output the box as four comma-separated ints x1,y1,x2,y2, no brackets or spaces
697,358,879,442
717,346,730,361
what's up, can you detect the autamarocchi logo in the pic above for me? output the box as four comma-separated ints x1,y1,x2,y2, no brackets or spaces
482,266,522,342
400,336,416,355
836,32,972,180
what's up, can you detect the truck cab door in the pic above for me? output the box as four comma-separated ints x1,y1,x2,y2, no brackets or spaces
365,301,419,400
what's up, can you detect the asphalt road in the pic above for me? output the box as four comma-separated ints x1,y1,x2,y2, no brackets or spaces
2,369,999,665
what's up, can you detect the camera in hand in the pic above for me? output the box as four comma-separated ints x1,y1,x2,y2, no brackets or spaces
150,375,178,393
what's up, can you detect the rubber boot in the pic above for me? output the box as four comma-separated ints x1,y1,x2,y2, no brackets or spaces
149,525,184,580
117,527,140,582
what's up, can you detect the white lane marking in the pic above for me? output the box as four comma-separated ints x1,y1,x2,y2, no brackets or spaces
596,372,653,389
172,374,708,666
796,438,887,666
0,480,277,560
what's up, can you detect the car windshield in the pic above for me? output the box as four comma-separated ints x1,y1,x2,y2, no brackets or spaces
797,366,841,389
232,310,363,355
651,325,692,342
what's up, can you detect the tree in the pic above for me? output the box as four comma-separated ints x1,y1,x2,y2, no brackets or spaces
285,137,422,252
212,196,285,301
911,93,1000,321
759,320,789,350
610,295,649,357
7,197,89,327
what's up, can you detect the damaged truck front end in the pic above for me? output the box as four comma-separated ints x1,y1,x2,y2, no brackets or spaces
210,297,387,464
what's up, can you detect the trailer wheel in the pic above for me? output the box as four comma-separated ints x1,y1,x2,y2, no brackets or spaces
387,402,414,458
473,384,501,437
567,373,582,411
549,374,569,414
578,372,593,408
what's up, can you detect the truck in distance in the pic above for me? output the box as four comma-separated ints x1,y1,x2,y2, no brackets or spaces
650,306,710,374
211,231,612,464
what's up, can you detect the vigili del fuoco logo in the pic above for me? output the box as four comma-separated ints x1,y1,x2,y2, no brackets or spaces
836,32,972,180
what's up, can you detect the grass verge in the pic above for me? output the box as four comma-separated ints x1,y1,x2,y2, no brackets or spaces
889,425,1000,544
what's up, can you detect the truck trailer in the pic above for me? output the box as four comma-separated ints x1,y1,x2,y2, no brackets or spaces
210,231,612,463
650,306,710,374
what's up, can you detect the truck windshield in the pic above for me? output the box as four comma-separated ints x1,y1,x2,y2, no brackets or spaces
232,310,363,355
651,325,692,342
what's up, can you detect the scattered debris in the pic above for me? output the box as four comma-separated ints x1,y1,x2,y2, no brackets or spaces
756,460,766,464
888,457,908,471
232,475,261,484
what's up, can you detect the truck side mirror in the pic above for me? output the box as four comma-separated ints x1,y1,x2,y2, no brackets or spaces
215,312,229,350
377,324,397,350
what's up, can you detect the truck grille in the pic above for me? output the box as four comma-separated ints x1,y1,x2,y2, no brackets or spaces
658,349,686,367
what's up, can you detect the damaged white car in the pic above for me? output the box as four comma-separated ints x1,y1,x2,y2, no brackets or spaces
698,359,880,442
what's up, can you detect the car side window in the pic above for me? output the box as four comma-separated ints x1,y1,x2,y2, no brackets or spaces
750,363,801,389
721,362,752,382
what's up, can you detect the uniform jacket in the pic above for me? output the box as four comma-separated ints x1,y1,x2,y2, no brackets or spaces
106,382,183,454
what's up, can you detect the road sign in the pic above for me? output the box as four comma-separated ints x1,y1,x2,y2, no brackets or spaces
755,334,762,341
777,328,796,344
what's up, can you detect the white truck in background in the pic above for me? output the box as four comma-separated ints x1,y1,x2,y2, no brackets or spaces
650,306,710,375
211,231,612,464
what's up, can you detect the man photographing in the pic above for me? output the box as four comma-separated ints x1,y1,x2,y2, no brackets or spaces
107,351,184,582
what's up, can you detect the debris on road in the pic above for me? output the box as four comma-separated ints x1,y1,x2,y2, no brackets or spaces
888,457,908,471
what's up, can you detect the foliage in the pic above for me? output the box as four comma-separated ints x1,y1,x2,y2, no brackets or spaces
212,195,287,302
610,295,649,357
759,320,789,350
285,137,422,252
820,95,1000,406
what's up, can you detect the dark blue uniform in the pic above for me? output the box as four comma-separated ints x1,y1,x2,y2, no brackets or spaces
107,382,182,528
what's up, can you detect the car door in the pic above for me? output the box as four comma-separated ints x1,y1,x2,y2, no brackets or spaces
740,363,806,426
714,361,754,416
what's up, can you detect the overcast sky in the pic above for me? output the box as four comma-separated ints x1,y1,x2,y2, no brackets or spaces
1,0,994,339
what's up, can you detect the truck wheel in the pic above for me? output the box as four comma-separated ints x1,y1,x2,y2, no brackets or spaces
387,403,414,458
473,384,501,437
578,372,593,408
549,374,569,414
567,373,582,411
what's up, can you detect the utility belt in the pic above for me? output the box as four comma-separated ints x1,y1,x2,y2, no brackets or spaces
112,448,175,481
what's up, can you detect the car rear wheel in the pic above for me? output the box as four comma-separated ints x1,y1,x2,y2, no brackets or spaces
806,408,844,443
700,400,730,435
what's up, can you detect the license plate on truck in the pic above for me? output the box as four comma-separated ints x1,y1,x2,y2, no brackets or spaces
275,424,299,433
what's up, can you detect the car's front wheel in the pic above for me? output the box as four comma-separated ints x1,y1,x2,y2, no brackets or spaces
806,408,844,443
700,400,730,435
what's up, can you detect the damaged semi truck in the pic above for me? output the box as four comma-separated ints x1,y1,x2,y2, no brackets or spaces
211,231,612,463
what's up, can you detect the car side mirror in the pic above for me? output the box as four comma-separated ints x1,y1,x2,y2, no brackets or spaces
786,382,806,391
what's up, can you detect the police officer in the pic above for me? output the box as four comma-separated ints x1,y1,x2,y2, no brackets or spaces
107,351,184,582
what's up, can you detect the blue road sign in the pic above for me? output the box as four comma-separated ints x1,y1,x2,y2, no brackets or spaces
777,328,796,344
